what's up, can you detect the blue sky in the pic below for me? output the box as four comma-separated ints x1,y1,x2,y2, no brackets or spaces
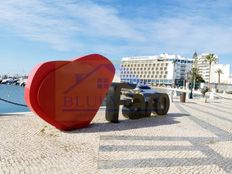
0,0,232,75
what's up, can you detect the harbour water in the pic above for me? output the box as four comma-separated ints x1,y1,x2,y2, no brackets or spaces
0,84,29,114
0,84,106,114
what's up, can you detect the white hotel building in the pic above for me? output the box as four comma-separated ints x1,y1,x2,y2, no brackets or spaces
120,53,193,86
193,53,219,83
194,53,230,84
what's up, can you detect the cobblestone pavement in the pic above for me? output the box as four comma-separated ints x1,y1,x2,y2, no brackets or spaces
0,97,232,174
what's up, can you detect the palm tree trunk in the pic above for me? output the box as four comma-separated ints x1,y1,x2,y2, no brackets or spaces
219,73,220,84
208,63,211,90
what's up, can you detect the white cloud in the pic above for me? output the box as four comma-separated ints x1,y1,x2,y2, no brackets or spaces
148,16,232,55
0,0,143,51
0,0,232,57
0,0,80,50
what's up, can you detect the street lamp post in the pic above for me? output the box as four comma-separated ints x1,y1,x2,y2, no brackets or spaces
189,77,193,99
186,71,193,99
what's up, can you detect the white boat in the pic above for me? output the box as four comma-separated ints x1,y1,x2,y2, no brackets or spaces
1,78,13,84
19,79,27,87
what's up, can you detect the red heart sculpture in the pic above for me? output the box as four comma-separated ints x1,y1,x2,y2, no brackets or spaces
25,54,115,131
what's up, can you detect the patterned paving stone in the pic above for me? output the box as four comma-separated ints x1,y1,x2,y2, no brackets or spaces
209,141,232,158
0,97,232,173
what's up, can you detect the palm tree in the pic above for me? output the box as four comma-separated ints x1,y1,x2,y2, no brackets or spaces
215,69,223,84
192,67,199,88
188,67,197,99
205,54,217,90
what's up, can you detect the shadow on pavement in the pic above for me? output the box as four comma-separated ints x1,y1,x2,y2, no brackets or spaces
69,112,189,133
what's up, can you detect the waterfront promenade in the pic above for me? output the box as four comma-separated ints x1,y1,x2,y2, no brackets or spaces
0,96,232,173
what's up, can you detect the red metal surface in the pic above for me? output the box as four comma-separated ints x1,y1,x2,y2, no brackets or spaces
25,54,115,130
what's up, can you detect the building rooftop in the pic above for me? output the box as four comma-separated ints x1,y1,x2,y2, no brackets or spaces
122,53,193,62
